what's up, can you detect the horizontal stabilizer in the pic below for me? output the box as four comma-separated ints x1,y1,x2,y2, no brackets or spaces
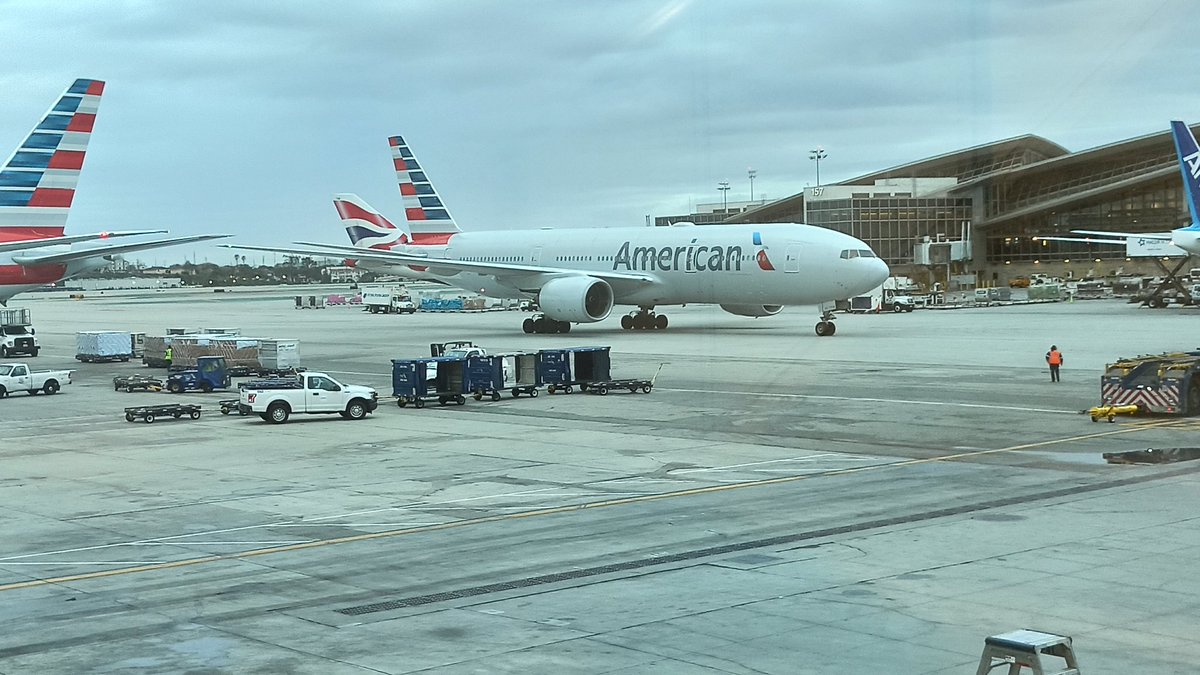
12,234,231,265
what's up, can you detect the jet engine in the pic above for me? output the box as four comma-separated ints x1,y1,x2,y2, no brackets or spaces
537,276,613,323
719,304,783,317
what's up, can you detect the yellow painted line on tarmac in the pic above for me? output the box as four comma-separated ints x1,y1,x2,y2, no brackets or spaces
0,417,1186,593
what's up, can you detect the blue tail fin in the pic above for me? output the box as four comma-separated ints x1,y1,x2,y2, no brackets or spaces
1169,121,1200,230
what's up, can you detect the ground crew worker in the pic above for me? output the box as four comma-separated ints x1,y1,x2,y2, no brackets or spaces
1045,345,1063,382
164,345,173,369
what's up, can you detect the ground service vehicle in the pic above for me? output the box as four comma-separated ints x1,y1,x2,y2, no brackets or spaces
0,362,71,397
166,356,232,393
238,372,379,423
0,308,39,358
1100,352,1200,415
361,284,417,314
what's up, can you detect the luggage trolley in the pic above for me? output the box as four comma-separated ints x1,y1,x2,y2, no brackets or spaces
123,403,202,424
466,352,540,400
391,356,468,408
539,346,611,394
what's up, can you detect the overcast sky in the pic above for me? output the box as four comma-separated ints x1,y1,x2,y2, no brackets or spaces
1,0,1194,265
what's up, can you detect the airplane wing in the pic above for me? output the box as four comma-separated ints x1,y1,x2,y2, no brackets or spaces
224,242,658,285
11,234,232,265
0,230,168,254
1032,236,1128,245
1070,229,1172,240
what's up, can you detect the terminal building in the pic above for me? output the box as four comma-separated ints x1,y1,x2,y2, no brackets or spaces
657,125,1198,286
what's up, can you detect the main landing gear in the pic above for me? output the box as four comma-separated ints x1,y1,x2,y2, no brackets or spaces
620,308,667,330
814,306,837,336
523,314,572,334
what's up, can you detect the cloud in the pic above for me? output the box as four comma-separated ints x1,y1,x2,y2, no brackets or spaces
0,0,1196,263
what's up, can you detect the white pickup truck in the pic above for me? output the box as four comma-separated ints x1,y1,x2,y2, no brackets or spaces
238,372,379,424
0,362,72,397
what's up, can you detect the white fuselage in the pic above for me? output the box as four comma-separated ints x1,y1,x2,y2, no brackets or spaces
362,223,888,309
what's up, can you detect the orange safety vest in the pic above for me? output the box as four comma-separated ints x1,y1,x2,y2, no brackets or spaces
1047,350,1062,366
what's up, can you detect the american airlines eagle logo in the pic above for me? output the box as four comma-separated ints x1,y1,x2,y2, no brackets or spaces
753,231,775,271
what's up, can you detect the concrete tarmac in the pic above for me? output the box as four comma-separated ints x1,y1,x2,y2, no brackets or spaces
1,290,1198,673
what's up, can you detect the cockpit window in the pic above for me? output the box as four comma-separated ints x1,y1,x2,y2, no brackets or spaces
857,249,876,258
840,249,856,259
840,249,877,259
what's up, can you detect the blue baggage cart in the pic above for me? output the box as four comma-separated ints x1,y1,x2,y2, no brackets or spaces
538,346,611,394
466,352,540,400
391,356,468,408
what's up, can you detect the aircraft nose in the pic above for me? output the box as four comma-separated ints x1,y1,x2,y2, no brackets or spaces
867,256,890,288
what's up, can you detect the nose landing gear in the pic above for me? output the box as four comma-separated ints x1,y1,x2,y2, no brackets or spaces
523,314,572,334
814,306,837,336
620,307,668,330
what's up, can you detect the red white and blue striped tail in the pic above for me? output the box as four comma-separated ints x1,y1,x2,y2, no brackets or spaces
333,193,410,250
0,79,104,243
389,135,461,245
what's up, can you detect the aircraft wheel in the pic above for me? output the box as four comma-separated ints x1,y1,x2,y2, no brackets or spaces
815,321,832,336
621,315,633,330
654,314,667,330
559,321,571,333
523,318,535,333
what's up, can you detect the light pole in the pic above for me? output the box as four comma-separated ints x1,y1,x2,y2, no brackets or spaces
718,181,730,213
809,146,827,186
748,168,757,202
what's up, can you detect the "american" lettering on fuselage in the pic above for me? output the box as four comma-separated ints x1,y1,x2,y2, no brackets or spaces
612,241,744,272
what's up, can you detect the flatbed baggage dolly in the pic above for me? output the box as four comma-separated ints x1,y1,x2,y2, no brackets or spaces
112,373,163,392
123,403,202,424
218,398,248,415
584,364,664,395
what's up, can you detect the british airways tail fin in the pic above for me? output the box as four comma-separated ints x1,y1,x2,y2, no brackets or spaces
1170,121,1200,230
334,193,410,249
388,135,461,244
0,79,104,243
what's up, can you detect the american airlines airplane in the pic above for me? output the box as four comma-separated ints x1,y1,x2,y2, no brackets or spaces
230,136,889,336
0,79,227,304
1035,120,1200,255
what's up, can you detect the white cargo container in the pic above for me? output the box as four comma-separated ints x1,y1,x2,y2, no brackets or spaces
76,331,133,362
259,339,301,371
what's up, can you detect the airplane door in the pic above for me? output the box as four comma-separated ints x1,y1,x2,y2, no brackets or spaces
784,244,801,273
530,246,542,264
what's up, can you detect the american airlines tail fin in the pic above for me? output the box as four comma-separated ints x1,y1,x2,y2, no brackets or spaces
334,193,410,249
0,79,104,242
388,135,461,244
1170,121,1200,230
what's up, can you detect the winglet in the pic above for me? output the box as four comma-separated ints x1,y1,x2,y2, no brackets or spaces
0,79,105,242
333,193,410,249
1170,121,1200,230
388,135,460,244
